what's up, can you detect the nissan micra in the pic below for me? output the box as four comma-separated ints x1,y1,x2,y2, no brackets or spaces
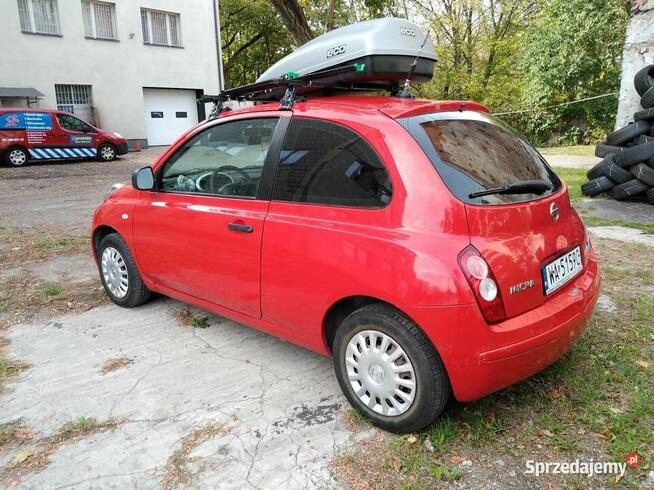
91,96,600,433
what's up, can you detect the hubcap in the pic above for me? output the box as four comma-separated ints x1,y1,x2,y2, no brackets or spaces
101,146,115,160
101,247,129,298
9,150,26,165
345,329,416,417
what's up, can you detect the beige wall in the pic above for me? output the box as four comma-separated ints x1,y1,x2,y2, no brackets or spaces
615,0,654,128
0,0,220,140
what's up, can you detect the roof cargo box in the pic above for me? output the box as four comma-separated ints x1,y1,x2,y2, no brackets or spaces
255,17,437,94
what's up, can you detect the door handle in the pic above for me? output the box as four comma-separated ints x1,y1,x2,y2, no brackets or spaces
227,222,254,233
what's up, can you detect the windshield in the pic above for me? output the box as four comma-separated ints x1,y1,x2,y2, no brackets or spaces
400,112,561,205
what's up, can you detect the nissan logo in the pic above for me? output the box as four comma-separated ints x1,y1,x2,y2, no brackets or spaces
550,203,560,222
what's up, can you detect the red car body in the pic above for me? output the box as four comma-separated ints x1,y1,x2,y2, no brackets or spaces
91,96,600,403
0,108,127,164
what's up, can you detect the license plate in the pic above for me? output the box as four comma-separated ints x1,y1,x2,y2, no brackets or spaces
542,246,582,295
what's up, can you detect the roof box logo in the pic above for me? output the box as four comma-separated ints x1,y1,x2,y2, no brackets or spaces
400,27,416,37
327,44,346,58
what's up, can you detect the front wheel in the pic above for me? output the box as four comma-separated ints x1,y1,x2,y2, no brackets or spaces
97,143,117,162
97,233,151,307
333,304,451,433
5,147,29,166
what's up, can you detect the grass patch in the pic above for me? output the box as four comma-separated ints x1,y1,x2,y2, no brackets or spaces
41,285,61,298
161,423,226,490
0,417,124,485
35,237,79,249
579,214,654,235
0,357,29,390
48,417,121,444
553,166,586,202
174,306,210,329
539,145,595,157
0,422,30,449
99,356,132,375
334,236,654,488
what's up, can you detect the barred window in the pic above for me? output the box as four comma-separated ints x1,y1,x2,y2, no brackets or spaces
54,84,96,125
17,0,60,35
81,1,117,40
140,8,182,47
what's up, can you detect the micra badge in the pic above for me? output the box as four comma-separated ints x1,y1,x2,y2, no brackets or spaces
509,279,535,294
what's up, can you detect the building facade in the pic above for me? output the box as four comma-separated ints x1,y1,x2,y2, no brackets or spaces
0,0,222,147
616,0,654,129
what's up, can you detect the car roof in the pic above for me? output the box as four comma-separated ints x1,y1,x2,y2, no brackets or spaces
219,95,490,120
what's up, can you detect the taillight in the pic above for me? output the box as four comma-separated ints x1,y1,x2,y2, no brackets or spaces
458,245,506,324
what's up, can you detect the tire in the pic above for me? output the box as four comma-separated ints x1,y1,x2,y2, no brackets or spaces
581,176,614,197
594,142,625,158
614,141,654,167
630,163,654,187
634,108,654,122
97,143,117,162
608,179,649,200
634,64,654,97
586,155,631,183
97,233,151,307
333,304,450,433
642,86,654,110
4,146,29,166
606,120,650,145
634,135,654,145
646,188,654,205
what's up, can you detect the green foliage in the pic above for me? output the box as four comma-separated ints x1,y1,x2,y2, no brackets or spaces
220,0,295,87
220,0,630,145
508,0,630,145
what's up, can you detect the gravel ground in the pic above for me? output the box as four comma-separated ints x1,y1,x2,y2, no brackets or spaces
0,148,164,234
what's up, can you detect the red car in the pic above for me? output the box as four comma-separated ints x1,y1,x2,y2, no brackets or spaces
91,96,600,432
0,108,128,166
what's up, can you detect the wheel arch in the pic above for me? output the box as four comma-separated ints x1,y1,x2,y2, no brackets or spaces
92,224,119,259
323,295,433,355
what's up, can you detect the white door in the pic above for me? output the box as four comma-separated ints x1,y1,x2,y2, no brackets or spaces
143,88,199,146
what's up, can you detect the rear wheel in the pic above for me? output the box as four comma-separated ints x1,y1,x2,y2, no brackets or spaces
5,147,29,166
98,233,150,307
333,304,450,433
97,143,117,162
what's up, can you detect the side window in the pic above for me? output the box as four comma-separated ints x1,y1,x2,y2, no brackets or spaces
56,114,93,132
160,118,279,198
272,118,392,207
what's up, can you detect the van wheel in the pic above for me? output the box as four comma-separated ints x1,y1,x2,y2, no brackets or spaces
97,143,117,162
98,233,151,307
5,147,29,166
333,304,450,433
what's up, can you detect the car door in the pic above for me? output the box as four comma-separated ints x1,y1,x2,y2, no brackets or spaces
53,113,98,159
132,113,288,318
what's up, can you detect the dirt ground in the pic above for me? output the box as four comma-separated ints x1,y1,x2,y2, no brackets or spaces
0,151,652,489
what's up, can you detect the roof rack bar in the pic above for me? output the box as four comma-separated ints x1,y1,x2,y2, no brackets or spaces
201,63,367,116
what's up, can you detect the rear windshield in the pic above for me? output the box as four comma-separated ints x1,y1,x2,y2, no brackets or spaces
400,112,561,205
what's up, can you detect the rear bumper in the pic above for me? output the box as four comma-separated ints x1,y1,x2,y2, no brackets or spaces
406,254,601,402
116,142,128,155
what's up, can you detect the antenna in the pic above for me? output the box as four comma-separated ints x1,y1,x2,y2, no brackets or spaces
398,27,432,98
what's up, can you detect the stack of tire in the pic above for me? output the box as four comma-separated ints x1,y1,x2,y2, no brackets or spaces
583,64,654,205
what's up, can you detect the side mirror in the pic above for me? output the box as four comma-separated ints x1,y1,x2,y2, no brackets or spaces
132,166,155,190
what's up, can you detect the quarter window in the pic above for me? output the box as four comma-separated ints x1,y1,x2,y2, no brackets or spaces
141,8,181,47
56,114,94,132
160,118,279,199
271,118,392,207
82,0,117,40
17,0,60,35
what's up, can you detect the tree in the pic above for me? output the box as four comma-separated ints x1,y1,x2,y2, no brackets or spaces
515,0,630,144
414,0,538,110
270,0,314,44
